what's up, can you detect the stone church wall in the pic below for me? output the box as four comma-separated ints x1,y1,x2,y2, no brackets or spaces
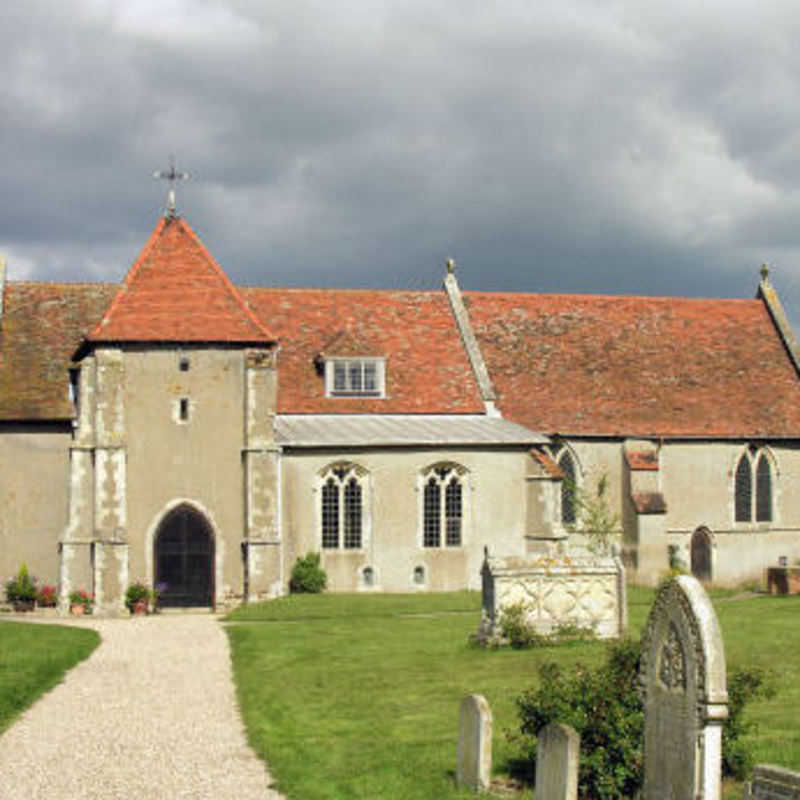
561,438,800,586
0,426,70,587
281,447,532,593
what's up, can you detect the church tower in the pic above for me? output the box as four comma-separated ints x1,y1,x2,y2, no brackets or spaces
60,215,279,614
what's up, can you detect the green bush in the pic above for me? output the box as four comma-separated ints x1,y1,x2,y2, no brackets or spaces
516,639,643,800
289,552,327,594
515,639,773,798
5,563,37,604
723,666,775,779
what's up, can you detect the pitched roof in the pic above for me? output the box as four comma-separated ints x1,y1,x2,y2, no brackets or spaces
0,282,117,420
466,291,800,438
242,288,485,414
86,217,273,347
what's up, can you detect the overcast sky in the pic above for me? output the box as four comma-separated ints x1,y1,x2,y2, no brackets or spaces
3,1,800,318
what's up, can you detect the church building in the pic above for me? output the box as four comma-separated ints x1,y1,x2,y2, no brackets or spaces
2,209,800,612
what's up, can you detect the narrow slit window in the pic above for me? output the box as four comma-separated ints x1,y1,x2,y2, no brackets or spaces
756,455,772,522
558,450,577,525
735,455,752,522
179,398,190,422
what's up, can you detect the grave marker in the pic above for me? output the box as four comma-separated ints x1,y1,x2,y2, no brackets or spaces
457,694,492,792
640,575,728,800
535,722,579,800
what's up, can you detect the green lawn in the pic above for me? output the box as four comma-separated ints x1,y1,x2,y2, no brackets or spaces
0,620,100,734
227,587,800,799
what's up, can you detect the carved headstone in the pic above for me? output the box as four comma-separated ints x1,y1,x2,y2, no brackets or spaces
640,576,728,800
535,722,579,800
457,694,492,792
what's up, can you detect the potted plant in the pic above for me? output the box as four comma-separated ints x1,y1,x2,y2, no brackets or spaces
68,589,93,615
125,581,151,615
36,584,57,608
5,563,38,611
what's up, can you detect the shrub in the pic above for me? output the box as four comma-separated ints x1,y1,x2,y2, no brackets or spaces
5,563,38,604
516,639,643,800
36,584,57,607
125,581,151,612
515,640,772,798
289,552,327,594
723,666,776,779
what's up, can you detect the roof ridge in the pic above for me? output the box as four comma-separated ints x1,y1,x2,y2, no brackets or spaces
463,289,757,303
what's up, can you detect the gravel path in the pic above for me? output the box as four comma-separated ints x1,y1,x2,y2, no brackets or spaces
0,614,285,799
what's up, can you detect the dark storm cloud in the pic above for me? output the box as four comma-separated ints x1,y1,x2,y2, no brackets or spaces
2,1,800,321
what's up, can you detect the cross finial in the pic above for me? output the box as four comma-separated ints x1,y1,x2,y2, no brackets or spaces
153,156,190,219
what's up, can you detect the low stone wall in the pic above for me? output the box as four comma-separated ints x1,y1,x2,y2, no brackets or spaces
745,764,800,799
479,552,627,640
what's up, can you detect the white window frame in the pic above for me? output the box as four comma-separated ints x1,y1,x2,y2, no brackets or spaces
324,358,386,398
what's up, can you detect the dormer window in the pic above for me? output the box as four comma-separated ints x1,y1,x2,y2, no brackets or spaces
325,358,385,398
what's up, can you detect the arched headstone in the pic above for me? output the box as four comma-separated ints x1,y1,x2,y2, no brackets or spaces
640,576,728,800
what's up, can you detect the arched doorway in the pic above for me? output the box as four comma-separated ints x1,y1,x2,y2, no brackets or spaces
690,527,712,582
154,505,215,608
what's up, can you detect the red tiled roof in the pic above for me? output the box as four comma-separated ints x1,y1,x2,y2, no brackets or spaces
0,282,117,420
87,217,274,346
466,291,800,438
626,450,659,471
242,288,485,414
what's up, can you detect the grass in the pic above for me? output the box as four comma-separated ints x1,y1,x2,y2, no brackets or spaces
0,620,100,734
228,586,800,799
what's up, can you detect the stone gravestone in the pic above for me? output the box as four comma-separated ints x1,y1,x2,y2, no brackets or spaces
457,694,492,792
535,722,579,800
640,575,728,800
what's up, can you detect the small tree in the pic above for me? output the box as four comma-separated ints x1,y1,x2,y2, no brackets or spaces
564,473,620,556
289,552,327,594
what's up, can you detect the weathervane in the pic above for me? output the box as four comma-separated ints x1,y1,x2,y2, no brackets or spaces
153,156,190,219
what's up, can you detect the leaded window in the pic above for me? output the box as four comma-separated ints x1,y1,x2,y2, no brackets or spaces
734,455,752,522
756,455,772,523
320,464,366,549
734,449,773,524
422,464,466,548
557,449,577,525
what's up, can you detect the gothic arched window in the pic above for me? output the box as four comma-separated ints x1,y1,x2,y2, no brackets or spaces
320,463,367,549
734,449,773,524
422,463,466,547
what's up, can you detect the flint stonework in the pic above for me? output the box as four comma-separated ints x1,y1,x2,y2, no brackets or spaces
640,575,728,800
457,694,492,792
535,722,579,800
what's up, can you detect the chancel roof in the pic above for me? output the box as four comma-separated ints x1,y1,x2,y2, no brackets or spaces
86,217,274,347
466,291,800,438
